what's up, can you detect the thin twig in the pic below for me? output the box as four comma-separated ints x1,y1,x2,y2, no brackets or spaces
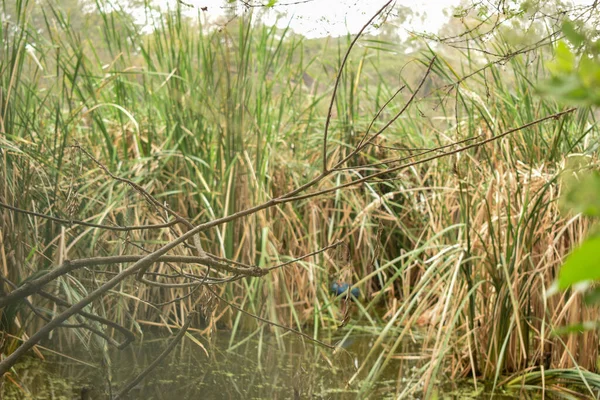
0,201,177,231
341,56,437,163
283,108,577,202
207,287,335,349
266,241,342,271
322,0,393,172
73,144,207,258
0,254,264,309
334,135,480,172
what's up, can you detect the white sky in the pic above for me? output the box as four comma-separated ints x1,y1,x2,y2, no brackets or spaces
256,0,459,38
152,0,595,38
174,0,459,38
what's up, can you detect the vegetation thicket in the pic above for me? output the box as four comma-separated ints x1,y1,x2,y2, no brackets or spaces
1,0,600,397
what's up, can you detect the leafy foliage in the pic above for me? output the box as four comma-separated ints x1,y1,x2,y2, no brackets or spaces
543,20,600,302
559,236,600,290
540,21,600,106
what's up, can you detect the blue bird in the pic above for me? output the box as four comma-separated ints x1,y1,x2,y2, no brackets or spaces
330,282,360,299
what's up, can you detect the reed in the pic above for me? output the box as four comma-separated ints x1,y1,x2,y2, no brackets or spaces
1,0,599,397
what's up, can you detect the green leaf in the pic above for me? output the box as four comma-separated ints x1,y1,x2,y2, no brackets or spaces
579,56,600,90
558,236,600,289
562,171,600,217
562,20,585,48
584,287,600,305
579,56,595,86
537,75,589,105
266,0,277,7
553,321,600,336
554,41,576,73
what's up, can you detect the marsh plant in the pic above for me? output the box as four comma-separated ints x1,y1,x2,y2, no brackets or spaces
1,0,600,398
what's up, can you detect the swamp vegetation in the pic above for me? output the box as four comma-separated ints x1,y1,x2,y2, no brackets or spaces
1,0,600,398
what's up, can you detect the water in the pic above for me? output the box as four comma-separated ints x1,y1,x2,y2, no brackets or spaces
3,329,523,399
3,329,424,399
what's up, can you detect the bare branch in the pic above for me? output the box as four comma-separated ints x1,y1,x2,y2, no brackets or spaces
356,84,406,149
0,254,264,309
0,258,151,375
0,201,177,231
343,57,437,162
36,290,135,349
322,0,394,173
207,287,335,349
334,135,480,172
0,276,135,349
73,144,207,256
266,241,342,272
282,108,577,202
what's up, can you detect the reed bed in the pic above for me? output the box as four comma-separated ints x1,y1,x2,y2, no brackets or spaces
1,0,599,397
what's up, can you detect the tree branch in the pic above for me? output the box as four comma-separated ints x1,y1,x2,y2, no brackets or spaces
0,201,177,231
322,0,394,173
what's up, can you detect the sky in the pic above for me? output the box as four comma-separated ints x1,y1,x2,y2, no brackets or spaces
251,0,460,38
167,0,476,38
152,0,595,39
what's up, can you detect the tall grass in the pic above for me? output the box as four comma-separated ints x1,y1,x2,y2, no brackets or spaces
1,0,599,397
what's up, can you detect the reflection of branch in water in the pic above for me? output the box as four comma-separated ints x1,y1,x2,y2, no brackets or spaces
114,313,195,400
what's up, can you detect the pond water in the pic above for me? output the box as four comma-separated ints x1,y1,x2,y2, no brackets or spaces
3,328,521,399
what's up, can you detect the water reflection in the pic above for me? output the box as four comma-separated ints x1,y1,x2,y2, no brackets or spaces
6,330,418,399
4,329,525,399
